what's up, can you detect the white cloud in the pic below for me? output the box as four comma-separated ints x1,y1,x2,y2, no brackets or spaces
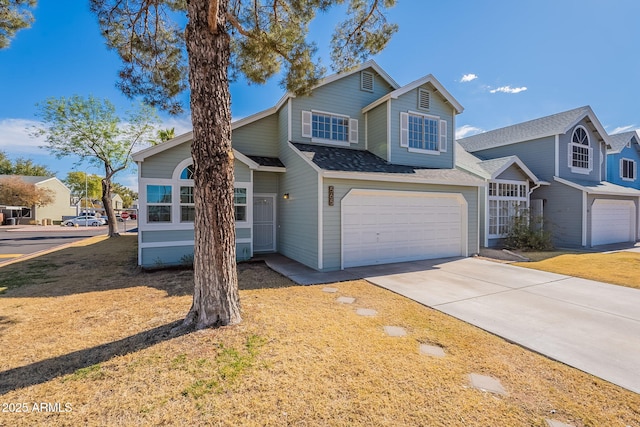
160,116,192,136
460,73,478,83
456,125,484,139
610,125,638,134
0,118,47,155
489,85,528,94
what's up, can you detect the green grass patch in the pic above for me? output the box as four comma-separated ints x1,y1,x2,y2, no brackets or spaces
64,364,105,382
0,261,59,292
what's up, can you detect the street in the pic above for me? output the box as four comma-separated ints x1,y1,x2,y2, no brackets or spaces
0,220,136,262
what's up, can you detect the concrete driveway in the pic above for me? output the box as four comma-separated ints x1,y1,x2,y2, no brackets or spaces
360,257,640,394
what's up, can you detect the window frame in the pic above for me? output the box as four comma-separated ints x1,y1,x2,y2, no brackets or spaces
568,125,593,174
487,180,529,238
620,158,637,181
301,110,358,146
233,185,249,224
146,184,173,223
400,111,447,154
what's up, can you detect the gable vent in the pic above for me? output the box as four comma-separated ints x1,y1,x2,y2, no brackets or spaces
418,89,430,110
361,71,374,92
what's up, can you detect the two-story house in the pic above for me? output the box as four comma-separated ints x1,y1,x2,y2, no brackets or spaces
607,131,640,189
458,106,640,248
132,61,484,270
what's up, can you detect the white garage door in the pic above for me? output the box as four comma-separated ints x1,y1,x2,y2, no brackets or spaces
591,199,636,246
341,189,467,268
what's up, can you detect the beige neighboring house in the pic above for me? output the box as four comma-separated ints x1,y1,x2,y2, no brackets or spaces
0,175,76,225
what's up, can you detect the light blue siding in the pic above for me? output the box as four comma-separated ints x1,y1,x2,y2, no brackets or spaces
389,83,455,168
531,183,583,247
322,178,479,271
557,120,605,182
254,171,279,193
291,68,393,150
474,136,556,181
140,143,191,179
142,229,194,243
234,160,251,182
367,102,389,160
232,114,279,157
141,245,194,267
607,136,640,189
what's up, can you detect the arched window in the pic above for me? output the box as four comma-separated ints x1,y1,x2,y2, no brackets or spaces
180,164,194,180
569,125,592,173
179,164,195,222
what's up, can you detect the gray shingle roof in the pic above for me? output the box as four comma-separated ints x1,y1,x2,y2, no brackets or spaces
607,131,638,154
455,143,540,182
457,106,594,152
292,143,417,173
292,143,484,186
246,155,285,168
556,176,640,196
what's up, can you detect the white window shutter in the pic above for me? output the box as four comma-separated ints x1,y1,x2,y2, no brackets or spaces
620,158,624,178
349,118,358,144
588,146,593,171
634,161,637,180
439,119,448,152
301,111,312,138
400,112,409,147
568,144,573,168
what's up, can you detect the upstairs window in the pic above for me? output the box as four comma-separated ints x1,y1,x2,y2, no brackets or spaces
400,112,447,154
180,165,194,179
301,110,358,145
621,158,636,181
568,126,593,174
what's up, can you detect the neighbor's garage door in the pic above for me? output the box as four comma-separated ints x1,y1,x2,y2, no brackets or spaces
591,199,636,246
341,189,466,268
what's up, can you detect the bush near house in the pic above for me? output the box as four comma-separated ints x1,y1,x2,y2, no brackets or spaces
505,211,554,251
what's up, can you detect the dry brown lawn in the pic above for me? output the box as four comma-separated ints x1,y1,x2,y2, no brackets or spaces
1,235,639,426
514,251,640,289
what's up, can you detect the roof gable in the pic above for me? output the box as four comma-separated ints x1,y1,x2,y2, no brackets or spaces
608,130,640,154
457,106,610,152
362,74,463,114
454,143,541,183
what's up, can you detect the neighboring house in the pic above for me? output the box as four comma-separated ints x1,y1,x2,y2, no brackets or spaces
455,143,547,248
0,175,76,225
458,106,640,248
607,131,640,189
133,61,484,270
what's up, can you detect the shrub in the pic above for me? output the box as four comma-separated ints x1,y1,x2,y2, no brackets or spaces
505,210,554,251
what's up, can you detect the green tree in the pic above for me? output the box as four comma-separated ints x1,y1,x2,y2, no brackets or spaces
0,0,36,49
111,182,137,208
0,150,54,176
34,95,158,237
90,0,397,329
64,171,103,205
153,127,176,145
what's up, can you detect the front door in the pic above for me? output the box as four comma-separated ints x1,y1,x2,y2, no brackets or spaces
253,194,276,252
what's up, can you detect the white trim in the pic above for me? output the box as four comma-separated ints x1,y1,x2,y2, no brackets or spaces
362,74,464,114
253,193,277,253
408,147,440,155
364,113,369,150
555,135,560,176
288,98,292,141
483,183,489,248
620,158,637,182
582,191,587,247
318,176,323,270
568,125,593,174
387,99,392,162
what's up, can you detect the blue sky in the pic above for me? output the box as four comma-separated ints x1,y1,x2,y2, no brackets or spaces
1,0,640,191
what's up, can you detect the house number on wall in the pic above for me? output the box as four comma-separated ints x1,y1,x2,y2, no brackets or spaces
328,186,334,206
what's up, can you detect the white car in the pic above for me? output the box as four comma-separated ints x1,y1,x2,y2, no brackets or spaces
62,216,106,227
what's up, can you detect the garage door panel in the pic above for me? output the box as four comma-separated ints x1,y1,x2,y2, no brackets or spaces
342,190,466,268
591,199,635,246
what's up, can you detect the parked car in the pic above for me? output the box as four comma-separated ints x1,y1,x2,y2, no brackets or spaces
62,216,106,227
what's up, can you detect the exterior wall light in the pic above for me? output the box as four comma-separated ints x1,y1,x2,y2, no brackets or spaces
283,193,290,200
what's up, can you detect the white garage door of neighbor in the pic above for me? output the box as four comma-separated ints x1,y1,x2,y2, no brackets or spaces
341,189,467,268
591,199,636,246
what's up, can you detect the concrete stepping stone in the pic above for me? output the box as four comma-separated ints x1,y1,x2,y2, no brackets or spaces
383,326,407,337
419,343,446,357
468,373,508,396
356,308,377,316
545,420,575,427
322,287,338,293
336,296,355,304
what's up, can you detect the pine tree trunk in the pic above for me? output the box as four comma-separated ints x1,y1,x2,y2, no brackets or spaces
183,0,241,329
